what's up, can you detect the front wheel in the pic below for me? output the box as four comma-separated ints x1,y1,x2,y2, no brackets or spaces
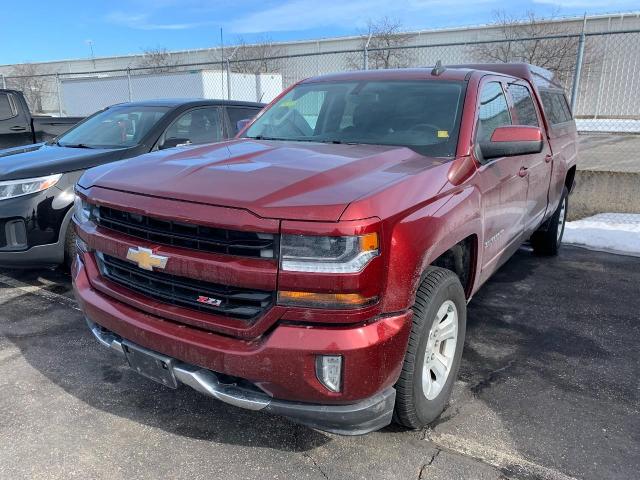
63,223,76,270
531,187,568,256
394,267,467,429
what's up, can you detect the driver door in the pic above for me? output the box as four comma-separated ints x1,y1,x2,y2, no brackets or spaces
474,79,528,282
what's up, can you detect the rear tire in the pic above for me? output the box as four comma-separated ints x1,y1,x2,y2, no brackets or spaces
63,223,76,270
394,267,466,429
531,187,568,256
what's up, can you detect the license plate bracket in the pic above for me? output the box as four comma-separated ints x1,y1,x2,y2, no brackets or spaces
122,341,178,389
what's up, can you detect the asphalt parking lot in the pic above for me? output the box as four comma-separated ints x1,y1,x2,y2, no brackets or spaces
0,246,638,480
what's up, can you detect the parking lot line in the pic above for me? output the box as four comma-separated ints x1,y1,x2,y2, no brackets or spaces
426,431,580,480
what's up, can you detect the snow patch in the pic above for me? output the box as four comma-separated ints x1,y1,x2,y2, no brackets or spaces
563,213,640,257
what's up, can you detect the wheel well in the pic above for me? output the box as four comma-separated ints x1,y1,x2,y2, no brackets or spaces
431,236,476,298
565,166,576,193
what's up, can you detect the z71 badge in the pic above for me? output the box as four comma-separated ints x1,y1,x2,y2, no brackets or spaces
196,296,222,307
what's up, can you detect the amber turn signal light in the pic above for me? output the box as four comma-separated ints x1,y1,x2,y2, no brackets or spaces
359,232,379,252
277,291,378,309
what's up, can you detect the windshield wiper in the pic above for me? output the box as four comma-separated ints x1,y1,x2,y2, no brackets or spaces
248,135,286,141
59,143,94,149
321,139,360,145
248,135,319,143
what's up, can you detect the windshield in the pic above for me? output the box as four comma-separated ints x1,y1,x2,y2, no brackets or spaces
57,106,170,149
245,80,466,157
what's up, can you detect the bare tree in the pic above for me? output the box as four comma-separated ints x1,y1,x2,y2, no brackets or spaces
349,17,413,70
6,63,48,113
228,37,284,74
473,11,595,86
138,47,176,73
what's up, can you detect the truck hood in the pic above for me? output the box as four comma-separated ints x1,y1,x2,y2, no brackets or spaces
79,139,447,221
0,143,126,181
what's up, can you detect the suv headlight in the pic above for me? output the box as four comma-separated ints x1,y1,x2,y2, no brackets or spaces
0,174,62,201
280,233,379,273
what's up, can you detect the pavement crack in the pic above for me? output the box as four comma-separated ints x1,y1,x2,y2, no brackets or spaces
418,448,441,479
304,452,329,480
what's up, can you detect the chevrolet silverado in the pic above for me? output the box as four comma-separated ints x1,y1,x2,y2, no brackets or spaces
72,63,577,435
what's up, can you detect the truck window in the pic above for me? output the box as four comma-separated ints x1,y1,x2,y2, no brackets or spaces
477,82,511,143
165,107,222,146
540,90,572,125
245,80,466,157
0,93,15,121
508,84,539,127
227,107,261,135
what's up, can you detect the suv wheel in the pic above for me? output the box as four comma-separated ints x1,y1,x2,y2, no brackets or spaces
63,223,76,270
394,267,466,429
531,187,568,256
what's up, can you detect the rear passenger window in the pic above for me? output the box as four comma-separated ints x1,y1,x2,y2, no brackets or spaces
508,84,539,126
165,107,222,145
0,94,15,120
541,90,572,125
477,82,511,143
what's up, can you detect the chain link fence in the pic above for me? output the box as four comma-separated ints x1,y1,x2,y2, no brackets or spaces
1,29,639,172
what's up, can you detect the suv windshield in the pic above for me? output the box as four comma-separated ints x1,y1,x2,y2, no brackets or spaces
57,105,170,149
245,79,466,157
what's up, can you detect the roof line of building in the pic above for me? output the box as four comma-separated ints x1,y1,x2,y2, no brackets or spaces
1,10,638,68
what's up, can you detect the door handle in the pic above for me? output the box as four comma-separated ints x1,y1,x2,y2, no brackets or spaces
545,154,553,163
518,166,529,178
10,126,27,131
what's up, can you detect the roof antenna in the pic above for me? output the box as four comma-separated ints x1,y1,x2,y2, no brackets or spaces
431,60,446,76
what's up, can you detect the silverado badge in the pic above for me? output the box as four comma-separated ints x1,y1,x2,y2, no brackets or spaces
126,247,169,271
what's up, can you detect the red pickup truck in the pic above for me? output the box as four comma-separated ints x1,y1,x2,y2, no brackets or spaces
72,63,577,435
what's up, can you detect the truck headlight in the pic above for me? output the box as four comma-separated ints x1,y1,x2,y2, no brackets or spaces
280,233,379,273
0,174,62,201
73,194,98,224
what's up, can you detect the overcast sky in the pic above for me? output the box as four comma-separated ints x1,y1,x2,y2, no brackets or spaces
1,0,638,64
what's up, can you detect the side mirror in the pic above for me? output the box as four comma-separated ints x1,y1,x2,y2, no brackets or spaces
236,118,252,133
448,155,477,186
160,137,192,150
479,126,543,160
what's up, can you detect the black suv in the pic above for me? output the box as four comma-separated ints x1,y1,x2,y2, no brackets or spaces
0,98,264,268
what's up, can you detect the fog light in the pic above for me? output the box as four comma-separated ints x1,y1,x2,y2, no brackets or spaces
316,355,342,393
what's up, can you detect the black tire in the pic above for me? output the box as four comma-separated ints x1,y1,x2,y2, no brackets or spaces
531,187,568,256
63,223,76,270
394,267,467,429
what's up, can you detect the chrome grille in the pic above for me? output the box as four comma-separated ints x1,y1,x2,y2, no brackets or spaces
97,206,276,258
97,253,274,321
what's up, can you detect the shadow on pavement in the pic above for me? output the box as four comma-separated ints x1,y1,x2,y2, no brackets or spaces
0,287,330,453
452,246,640,480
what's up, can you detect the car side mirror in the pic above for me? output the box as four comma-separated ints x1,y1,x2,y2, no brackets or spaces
236,118,252,133
160,137,192,150
479,126,543,160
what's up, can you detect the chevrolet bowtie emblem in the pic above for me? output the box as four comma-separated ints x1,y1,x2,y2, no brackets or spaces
126,247,169,271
